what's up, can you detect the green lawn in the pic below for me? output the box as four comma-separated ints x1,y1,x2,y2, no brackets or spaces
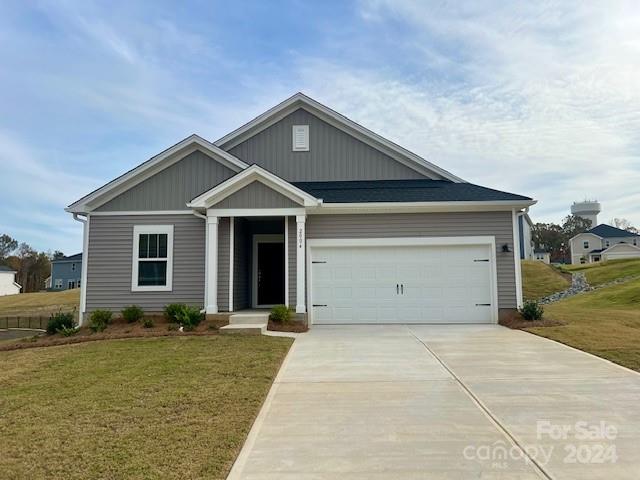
521,260,570,300
0,289,79,316
559,258,640,286
527,278,640,371
0,336,292,479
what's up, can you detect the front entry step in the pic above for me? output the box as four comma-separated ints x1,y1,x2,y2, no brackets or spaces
220,312,270,335
220,323,267,335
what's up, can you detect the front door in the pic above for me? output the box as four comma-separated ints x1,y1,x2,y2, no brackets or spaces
254,238,285,307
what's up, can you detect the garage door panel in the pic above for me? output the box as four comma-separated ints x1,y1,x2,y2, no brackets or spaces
311,242,495,325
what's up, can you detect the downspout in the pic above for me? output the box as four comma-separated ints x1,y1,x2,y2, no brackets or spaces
191,209,208,314
72,213,89,326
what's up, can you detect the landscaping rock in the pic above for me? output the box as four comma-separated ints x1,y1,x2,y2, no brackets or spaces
539,272,590,304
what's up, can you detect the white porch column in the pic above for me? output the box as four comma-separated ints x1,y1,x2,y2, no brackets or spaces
206,215,219,314
295,214,306,313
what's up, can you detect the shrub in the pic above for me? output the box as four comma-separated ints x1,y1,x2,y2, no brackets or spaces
164,303,187,322
270,305,294,323
46,311,75,335
520,300,544,321
57,325,79,337
142,318,154,328
174,305,203,331
89,309,113,333
121,305,144,323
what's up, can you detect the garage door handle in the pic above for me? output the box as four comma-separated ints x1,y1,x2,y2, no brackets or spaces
313,304,327,307
396,284,399,294
474,259,490,262
401,284,404,295
475,303,491,306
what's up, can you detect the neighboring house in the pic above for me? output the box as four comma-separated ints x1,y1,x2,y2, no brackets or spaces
517,213,534,260
570,224,640,264
50,253,83,290
533,249,551,264
0,265,21,296
66,93,536,326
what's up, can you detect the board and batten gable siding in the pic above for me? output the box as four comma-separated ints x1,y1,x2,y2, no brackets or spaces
228,108,426,182
306,212,517,309
86,215,205,313
211,181,301,209
96,150,237,211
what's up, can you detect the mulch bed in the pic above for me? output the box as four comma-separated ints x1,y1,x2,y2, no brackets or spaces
499,310,565,330
0,316,229,352
267,320,308,333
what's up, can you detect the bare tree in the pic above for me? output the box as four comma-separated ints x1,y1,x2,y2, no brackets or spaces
609,218,638,234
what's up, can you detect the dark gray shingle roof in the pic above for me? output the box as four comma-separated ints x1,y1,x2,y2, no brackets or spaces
52,253,83,263
588,224,639,238
292,179,531,203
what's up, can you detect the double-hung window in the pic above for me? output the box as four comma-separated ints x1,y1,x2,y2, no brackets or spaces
132,225,173,291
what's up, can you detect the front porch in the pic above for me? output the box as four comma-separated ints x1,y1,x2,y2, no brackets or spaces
204,213,307,317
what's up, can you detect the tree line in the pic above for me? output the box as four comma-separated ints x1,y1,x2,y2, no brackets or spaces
0,234,65,293
532,216,637,263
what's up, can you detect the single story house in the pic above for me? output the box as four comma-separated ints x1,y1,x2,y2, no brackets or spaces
533,249,551,264
570,224,640,264
67,93,535,326
49,253,83,290
0,265,21,296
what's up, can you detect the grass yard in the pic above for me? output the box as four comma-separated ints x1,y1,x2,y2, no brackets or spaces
527,278,640,371
521,260,570,300
0,335,292,479
559,258,640,286
0,288,79,316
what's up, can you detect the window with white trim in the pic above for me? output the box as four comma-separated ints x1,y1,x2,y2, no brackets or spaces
54,279,63,289
132,225,173,292
68,280,76,289
71,263,76,272
605,240,610,247
292,125,309,151
583,240,589,249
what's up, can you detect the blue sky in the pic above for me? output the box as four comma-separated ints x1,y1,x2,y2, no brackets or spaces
1,1,639,254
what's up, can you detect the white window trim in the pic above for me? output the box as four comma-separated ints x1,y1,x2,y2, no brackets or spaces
131,225,174,292
54,279,63,289
583,241,589,249
292,125,309,151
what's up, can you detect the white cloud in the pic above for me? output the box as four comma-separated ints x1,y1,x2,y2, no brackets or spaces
294,0,640,225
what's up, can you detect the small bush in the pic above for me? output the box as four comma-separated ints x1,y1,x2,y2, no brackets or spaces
142,318,154,328
46,311,75,335
270,305,294,323
121,305,144,323
175,305,203,331
57,325,79,337
89,309,113,333
164,303,187,322
520,300,544,321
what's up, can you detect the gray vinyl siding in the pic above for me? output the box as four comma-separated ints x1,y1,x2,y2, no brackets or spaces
228,108,426,182
233,218,250,310
96,150,237,211
306,212,517,309
288,216,297,307
86,214,205,313
217,217,230,312
212,181,300,209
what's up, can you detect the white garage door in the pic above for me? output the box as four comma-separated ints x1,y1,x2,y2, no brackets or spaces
310,242,496,324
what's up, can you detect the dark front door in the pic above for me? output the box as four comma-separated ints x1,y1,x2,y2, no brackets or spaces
257,242,285,306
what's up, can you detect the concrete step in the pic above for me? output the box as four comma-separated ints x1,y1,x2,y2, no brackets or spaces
229,313,270,325
219,323,267,335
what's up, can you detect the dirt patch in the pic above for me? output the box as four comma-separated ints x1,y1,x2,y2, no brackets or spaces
0,316,229,352
267,320,308,333
499,310,565,330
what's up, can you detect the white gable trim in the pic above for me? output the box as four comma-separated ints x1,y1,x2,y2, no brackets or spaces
601,243,640,254
214,93,465,183
66,135,249,214
188,165,322,209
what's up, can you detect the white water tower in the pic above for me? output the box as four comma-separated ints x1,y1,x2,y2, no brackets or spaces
571,200,601,228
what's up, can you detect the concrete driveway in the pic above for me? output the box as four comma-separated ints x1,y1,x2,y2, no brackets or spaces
228,325,640,479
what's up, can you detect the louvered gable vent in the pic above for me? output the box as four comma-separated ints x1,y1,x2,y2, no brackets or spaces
292,125,309,151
